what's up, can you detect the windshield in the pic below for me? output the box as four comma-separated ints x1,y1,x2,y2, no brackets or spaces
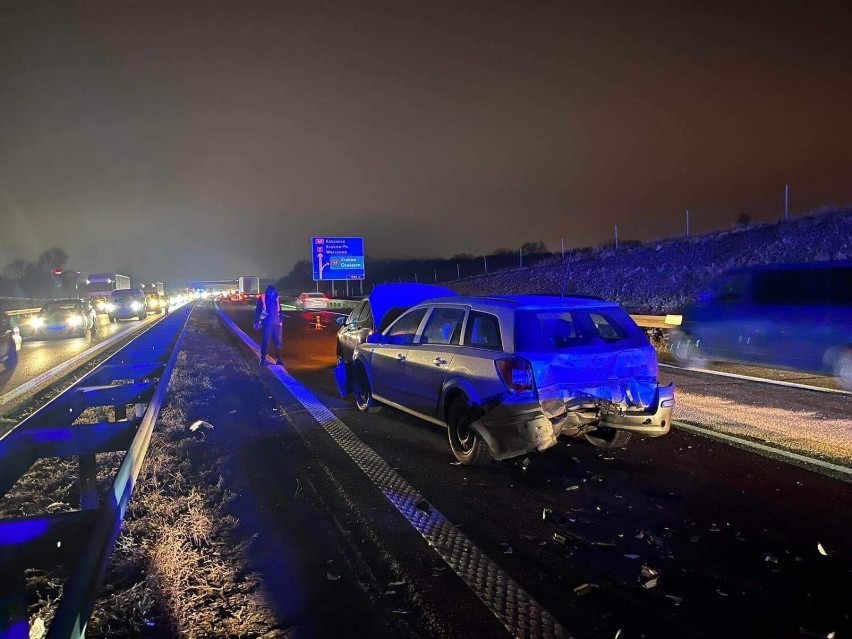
41,303,77,315
514,307,638,352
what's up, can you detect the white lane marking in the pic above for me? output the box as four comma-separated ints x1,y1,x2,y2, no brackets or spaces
0,315,161,410
660,363,849,396
673,420,852,482
216,303,571,639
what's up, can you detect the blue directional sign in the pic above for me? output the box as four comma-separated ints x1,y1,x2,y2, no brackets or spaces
312,237,366,281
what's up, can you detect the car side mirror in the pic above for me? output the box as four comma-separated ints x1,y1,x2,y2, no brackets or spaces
366,332,384,344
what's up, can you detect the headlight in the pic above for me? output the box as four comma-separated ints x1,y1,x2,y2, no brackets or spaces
131,301,143,311
96,302,106,311
67,315,83,327
106,303,116,312
29,317,44,329
149,299,159,307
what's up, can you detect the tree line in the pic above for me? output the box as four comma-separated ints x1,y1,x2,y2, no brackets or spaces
0,248,80,299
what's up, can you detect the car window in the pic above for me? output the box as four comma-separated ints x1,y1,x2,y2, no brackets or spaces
420,307,466,346
348,301,366,324
463,312,502,350
377,306,409,333
515,308,634,351
361,303,373,328
385,308,428,345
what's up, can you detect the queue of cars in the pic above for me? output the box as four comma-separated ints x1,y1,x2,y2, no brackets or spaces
335,284,674,464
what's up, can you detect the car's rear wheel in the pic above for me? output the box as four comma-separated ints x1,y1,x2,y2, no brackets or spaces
109,315,116,323
354,364,381,413
584,426,632,449
834,346,852,391
447,397,490,466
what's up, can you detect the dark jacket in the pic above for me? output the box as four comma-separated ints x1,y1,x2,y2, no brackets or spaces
254,291,282,327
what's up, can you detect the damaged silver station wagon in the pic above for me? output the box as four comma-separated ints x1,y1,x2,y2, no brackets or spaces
338,295,675,465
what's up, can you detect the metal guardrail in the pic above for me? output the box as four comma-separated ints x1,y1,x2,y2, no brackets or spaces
0,303,193,639
631,314,682,329
3,308,41,317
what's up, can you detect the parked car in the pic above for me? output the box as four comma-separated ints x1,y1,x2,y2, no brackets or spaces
29,299,97,338
1,310,21,370
296,292,330,311
336,283,458,373
670,261,852,389
107,289,147,322
339,295,674,464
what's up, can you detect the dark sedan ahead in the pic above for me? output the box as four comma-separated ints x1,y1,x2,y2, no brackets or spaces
29,299,97,339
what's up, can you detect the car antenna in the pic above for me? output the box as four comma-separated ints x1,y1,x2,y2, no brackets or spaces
560,249,572,299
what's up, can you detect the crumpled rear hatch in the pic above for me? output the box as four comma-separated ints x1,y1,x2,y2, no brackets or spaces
525,345,660,417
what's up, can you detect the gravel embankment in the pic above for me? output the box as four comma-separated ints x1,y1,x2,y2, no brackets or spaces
450,209,852,313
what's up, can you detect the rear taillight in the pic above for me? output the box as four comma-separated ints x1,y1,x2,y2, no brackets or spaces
495,357,536,397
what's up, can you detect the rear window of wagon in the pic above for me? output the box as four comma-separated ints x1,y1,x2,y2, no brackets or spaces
514,307,639,352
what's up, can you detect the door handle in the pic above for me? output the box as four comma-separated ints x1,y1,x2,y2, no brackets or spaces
433,357,447,366
397,353,406,361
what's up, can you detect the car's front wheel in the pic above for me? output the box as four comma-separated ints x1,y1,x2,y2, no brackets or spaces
6,337,18,367
670,332,707,369
353,363,381,413
109,315,116,324
584,426,632,449
447,397,490,466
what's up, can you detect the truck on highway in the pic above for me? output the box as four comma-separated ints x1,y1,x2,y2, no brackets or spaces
238,276,260,304
84,274,131,313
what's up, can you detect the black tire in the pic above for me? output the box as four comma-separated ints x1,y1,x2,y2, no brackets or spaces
584,427,632,449
834,346,852,392
138,312,146,321
353,363,381,413
109,316,116,324
90,321,97,337
447,397,490,466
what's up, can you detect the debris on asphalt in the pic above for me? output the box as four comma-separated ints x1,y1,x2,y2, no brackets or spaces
593,541,616,548
709,524,721,532
553,532,568,545
227,409,237,414
503,546,514,555
764,554,779,564
623,554,641,560
573,583,598,596
640,565,658,579
817,542,828,556
716,589,728,597
293,478,302,498
689,535,700,543
565,484,580,491
665,595,683,605
326,572,341,581
734,532,746,542
388,580,405,587
642,577,659,589
392,609,409,615
449,461,462,466
591,474,604,483
188,420,213,432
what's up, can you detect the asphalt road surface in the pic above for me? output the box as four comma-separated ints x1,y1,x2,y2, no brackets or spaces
0,313,161,416
222,303,851,639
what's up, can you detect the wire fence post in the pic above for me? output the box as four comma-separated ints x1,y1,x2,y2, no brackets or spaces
686,209,690,238
414,273,418,283
456,263,460,280
519,248,523,268
561,238,565,259
784,183,789,220
614,224,619,249
484,256,488,274
434,267,437,282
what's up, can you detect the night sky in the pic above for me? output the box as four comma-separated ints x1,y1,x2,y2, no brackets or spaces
2,1,851,283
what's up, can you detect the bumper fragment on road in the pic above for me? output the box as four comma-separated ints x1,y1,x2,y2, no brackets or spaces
216,303,572,639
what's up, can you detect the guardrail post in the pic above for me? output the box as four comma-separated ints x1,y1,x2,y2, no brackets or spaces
114,403,127,421
0,572,28,639
79,454,98,510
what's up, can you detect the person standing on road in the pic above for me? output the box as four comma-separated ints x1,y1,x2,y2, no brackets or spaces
254,285,284,366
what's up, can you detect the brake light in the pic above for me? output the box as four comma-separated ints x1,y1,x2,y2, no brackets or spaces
495,357,536,397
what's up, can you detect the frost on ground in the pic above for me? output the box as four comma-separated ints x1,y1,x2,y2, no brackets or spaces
676,390,852,465
451,209,852,314
89,318,287,639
